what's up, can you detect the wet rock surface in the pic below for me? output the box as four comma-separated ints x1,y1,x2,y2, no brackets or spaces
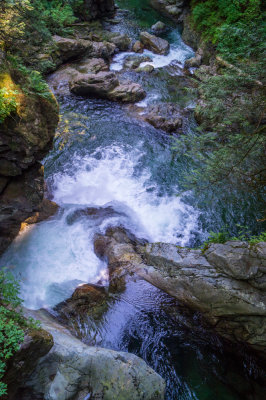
151,21,167,35
70,71,146,103
94,227,266,358
0,67,59,254
143,103,185,133
4,327,54,400
140,31,170,55
12,309,165,400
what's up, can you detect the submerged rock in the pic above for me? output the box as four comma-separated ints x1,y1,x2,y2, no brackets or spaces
123,54,152,70
55,283,109,326
94,227,266,358
140,32,170,55
136,64,155,73
12,309,165,400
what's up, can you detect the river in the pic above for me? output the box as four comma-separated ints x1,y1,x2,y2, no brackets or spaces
0,1,264,399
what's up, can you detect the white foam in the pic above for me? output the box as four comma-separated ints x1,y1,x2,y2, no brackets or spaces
52,145,199,245
1,145,200,309
110,31,194,72
1,214,106,309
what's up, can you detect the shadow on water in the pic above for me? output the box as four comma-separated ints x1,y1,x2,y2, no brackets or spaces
54,278,266,400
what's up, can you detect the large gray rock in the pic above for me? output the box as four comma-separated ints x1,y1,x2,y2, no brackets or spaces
90,40,116,59
94,228,266,357
142,103,185,133
123,54,152,70
70,71,119,97
48,59,109,96
108,82,146,103
140,32,170,55
19,309,165,400
70,71,146,103
52,36,92,65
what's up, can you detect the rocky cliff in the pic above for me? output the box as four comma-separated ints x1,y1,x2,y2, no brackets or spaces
4,308,165,400
0,61,59,254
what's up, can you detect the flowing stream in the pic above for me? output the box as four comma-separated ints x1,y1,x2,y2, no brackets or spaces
0,1,264,399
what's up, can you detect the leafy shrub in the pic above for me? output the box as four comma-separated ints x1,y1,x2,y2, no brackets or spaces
202,226,266,251
41,0,77,35
0,270,24,396
0,87,17,123
8,55,53,100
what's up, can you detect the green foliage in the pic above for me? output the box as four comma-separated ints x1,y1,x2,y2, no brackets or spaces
0,269,24,396
176,0,266,201
191,0,263,42
0,87,17,123
8,55,53,100
202,226,266,251
41,1,77,35
0,269,40,395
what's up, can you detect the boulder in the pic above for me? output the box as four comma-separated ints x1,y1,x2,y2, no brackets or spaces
48,65,80,95
136,64,155,73
108,82,146,103
76,57,109,74
15,309,166,400
70,71,119,97
151,21,166,34
184,48,203,69
52,35,91,64
90,40,116,59
123,54,152,70
108,33,131,51
132,40,144,53
140,32,170,55
94,228,266,357
48,59,108,96
143,103,184,133
70,71,146,103
55,283,109,327
4,328,54,399
20,198,59,230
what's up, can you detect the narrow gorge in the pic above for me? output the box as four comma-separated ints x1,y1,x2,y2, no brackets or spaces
0,1,265,400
